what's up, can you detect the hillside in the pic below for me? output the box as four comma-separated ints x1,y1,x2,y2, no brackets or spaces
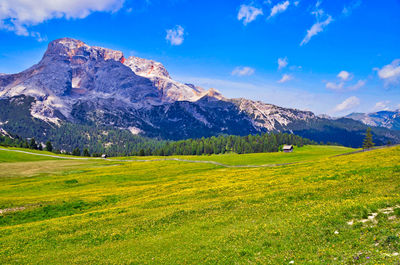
1,38,399,148
113,145,357,166
1,145,399,264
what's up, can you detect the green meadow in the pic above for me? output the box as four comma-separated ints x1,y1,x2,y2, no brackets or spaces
0,147,61,163
0,145,399,264
115,145,357,166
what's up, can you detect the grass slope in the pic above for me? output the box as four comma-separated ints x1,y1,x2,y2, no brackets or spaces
0,146,399,264
114,145,357,166
0,147,61,163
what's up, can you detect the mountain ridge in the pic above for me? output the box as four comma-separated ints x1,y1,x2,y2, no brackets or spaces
0,37,399,148
346,110,400,130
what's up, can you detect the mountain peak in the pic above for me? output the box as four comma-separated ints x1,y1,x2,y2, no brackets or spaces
346,110,400,130
203,88,224,100
50,37,85,47
124,56,170,79
44,37,125,63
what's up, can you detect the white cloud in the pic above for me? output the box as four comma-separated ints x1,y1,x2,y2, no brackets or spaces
278,57,288,70
0,0,125,40
278,74,293,83
334,96,360,112
348,80,366,90
326,82,344,91
294,1,300,6
375,59,400,86
232,66,255,76
269,1,290,18
238,4,263,25
337,70,351,81
372,101,390,112
166,25,185,46
342,0,362,16
326,77,365,91
300,15,332,45
300,2,333,46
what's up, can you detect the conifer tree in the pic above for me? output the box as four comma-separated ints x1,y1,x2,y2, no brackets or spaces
138,149,145,156
362,127,375,149
83,148,90,157
29,138,38,149
45,141,53,152
72,147,81,156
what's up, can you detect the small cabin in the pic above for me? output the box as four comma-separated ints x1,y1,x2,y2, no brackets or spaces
101,154,107,158
283,145,293,153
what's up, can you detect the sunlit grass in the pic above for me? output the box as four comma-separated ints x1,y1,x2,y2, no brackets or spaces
113,145,357,165
0,147,60,162
0,146,399,264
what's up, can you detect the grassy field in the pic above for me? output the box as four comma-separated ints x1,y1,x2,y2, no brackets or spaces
0,145,399,264
0,147,61,163
114,145,357,165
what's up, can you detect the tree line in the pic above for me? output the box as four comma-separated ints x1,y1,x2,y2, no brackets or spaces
1,131,318,157
134,133,316,156
1,128,376,157
0,134,55,153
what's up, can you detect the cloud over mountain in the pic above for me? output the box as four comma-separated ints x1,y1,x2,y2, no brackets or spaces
334,96,360,112
237,4,263,25
268,1,290,18
278,57,288,70
0,0,125,39
376,59,400,86
232,66,255,76
337,70,351,81
278,74,293,83
166,25,185,46
300,2,333,46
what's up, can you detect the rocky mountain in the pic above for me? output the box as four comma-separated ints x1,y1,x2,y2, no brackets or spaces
0,37,399,148
346,111,400,131
231,98,316,131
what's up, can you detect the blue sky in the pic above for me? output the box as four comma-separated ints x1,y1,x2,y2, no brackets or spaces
0,0,399,116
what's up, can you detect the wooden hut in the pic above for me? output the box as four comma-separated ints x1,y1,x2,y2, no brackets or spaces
283,145,293,153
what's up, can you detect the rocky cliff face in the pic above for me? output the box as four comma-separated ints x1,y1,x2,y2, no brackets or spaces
0,38,315,134
0,38,223,123
230,98,316,131
0,38,164,124
1,38,399,146
123,56,208,102
124,56,171,79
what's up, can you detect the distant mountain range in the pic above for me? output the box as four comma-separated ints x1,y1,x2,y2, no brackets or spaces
346,111,400,131
0,38,399,150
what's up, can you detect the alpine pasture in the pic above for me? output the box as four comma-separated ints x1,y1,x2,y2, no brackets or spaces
1,145,400,264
